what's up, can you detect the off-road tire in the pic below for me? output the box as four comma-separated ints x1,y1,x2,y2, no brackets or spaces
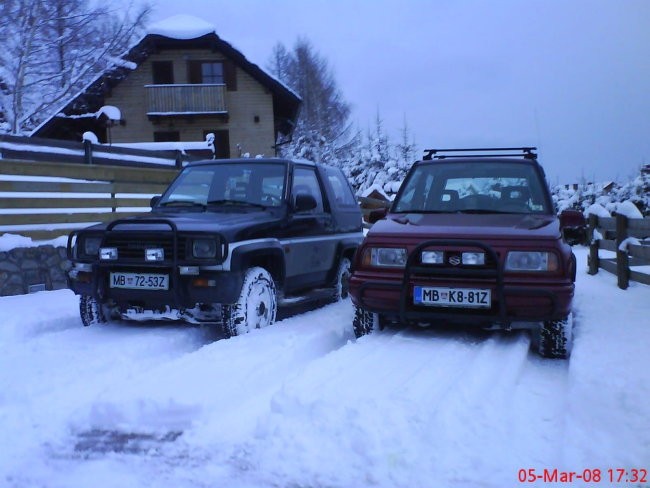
80,295,108,327
222,267,277,338
538,313,573,359
333,257,351,301
353,304,377,338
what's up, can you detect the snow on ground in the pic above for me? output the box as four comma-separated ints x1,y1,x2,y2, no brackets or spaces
0,247,649,488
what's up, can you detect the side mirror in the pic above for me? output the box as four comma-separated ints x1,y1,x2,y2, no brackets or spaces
367,207,388,224
293,193,317,213
559,209,587,246
150,195,161,208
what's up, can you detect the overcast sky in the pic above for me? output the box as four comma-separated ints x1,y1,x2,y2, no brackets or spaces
144,0,650,184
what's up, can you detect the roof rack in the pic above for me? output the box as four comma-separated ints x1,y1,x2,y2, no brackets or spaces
422,147,537,161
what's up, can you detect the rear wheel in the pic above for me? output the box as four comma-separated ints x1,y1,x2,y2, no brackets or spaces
538,313,573,359
79,295,108,327
222,267,277,338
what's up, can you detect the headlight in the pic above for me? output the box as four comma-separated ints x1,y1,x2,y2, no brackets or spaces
83,236,102,257
99,247,118,260
422,251,444,264
192,238,218,259
505,251,558,271
462,252,485,266
363,247,407,268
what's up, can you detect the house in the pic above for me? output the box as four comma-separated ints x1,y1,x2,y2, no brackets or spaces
31,15,301,158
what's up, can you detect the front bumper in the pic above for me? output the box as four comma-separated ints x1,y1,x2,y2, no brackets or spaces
68,262,243,310
349,239,575,327
350,274,574,327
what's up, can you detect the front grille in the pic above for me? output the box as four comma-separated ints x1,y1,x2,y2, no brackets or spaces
103,233,186,262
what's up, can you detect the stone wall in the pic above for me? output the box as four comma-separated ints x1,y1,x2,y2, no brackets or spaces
0,245,70,296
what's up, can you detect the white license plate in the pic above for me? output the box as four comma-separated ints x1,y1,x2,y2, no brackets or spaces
414,286,491,308
110,272,169,290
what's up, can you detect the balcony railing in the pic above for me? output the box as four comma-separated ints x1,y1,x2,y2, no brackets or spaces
145,84,227,115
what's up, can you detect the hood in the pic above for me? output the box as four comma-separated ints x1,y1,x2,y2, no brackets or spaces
84,208,283,241
368,213,561,241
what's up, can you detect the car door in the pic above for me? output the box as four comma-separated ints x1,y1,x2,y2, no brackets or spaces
283,165,337,291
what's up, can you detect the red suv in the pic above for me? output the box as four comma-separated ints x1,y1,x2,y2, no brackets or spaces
349,148,585,359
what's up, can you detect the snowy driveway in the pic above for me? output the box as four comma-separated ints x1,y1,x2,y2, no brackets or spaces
0,247,648,488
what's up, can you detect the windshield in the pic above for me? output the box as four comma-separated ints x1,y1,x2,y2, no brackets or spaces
158,162,286,209
393,161,552,214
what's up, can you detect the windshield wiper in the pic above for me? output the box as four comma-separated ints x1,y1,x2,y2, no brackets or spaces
159,200,206,209
456,209,527,214
207,199,267,209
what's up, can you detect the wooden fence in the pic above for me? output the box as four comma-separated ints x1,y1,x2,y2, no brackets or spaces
0,158,178,240
0,134,208,168
587,214,650,289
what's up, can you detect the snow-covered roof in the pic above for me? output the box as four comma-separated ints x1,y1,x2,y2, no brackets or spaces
147,14,216,40
359,184,390,200
31,15,301,141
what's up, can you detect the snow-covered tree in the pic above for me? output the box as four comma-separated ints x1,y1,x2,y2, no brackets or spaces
551,165,650,216
341,112,416,197
0,0,150,135
268,38,354,161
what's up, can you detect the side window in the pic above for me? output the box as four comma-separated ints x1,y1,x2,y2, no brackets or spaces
292,167,324,213
326,167,357,206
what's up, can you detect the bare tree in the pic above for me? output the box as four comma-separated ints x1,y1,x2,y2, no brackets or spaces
0,0,150,135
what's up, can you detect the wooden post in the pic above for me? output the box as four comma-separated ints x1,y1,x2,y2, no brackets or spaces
616,213,629,289
587,214,599,275
83,139,93,165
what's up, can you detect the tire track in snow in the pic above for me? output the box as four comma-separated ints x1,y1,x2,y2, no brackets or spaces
230,326,571,488
51,300,356,452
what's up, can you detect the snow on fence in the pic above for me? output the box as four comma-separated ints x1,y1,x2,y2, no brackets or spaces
0,158,178,240
0,134,203,168
587,214,650,289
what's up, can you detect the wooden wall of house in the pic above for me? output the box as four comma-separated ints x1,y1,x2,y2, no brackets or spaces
106,49,276,157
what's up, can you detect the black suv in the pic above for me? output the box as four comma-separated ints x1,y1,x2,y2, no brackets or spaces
67,158,363,337
349,148,585,359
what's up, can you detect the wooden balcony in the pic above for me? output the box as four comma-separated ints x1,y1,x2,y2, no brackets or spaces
145,84,227,116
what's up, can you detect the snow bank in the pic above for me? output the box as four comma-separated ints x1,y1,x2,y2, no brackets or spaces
0,233,67,252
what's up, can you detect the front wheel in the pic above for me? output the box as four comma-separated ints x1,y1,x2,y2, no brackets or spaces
538,313,574,359
79,295,108,327
353,304,377,338
333,257,351,301
222,267,277,338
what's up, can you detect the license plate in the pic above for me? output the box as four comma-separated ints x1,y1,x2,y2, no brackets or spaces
110,272,169,290
414,286,491,308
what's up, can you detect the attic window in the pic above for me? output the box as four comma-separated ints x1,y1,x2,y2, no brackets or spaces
152,61,174,84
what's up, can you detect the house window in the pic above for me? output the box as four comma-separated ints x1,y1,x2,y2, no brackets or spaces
189,61,223,84
202,62,224,84
153,131,180,142
204,129,230,158
189,60,237,91
152,61,174,84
